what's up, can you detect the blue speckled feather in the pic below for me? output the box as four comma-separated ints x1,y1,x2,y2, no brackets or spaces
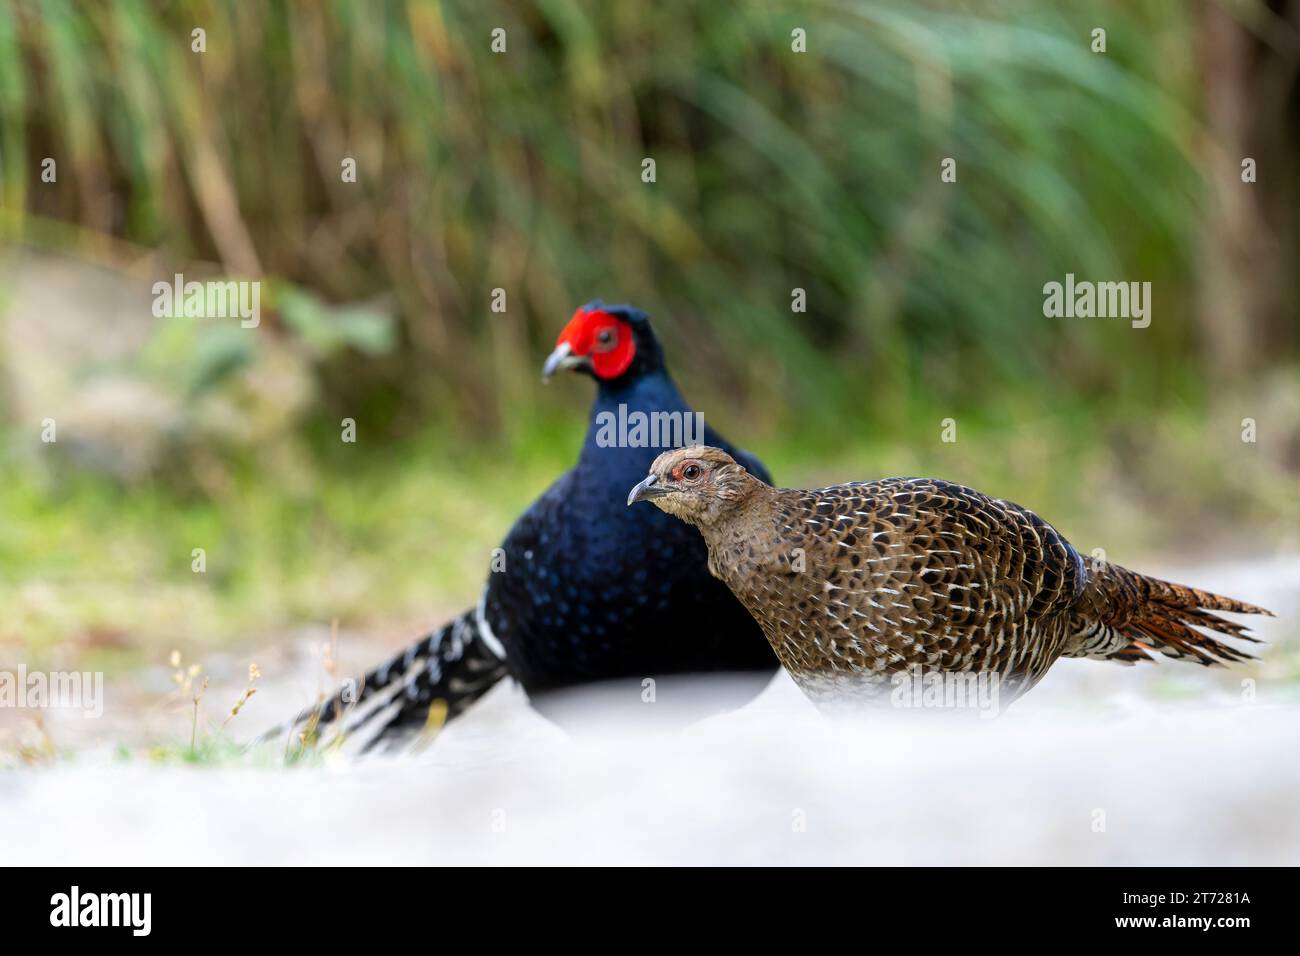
484,367,775,689
271,309,775,750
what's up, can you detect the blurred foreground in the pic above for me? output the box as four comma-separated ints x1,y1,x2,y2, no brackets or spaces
2,555,1295,866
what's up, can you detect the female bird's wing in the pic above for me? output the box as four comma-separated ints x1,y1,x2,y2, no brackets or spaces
760,477,1085,686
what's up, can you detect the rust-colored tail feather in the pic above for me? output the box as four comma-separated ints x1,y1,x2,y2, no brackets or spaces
1078,563,1272,667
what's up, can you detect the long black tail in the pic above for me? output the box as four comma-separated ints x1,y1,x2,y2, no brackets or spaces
259,607,509,755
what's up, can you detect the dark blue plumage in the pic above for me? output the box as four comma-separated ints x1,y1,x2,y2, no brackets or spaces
273,302,775,750
485,306,776,690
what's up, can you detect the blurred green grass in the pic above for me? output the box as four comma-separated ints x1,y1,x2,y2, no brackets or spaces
0,0,1234,428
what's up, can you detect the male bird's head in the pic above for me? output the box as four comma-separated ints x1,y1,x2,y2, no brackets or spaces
542,301,664,387
627,445,762,528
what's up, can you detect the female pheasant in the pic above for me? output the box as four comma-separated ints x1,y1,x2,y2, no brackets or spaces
628,446,1271,710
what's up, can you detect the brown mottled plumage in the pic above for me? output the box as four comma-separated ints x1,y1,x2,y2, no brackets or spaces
627,446,1271,709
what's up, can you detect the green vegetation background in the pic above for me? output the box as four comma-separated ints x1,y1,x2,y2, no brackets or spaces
0,1,1295,671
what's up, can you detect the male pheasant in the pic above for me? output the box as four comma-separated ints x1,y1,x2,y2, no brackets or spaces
273,306,776,751
628,446,1270,710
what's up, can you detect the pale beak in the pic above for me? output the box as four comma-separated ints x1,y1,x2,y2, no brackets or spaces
627,473,668,506
542,342,589,380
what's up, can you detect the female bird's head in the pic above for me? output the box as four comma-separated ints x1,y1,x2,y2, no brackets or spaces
542,301,664,386
626,446,762,527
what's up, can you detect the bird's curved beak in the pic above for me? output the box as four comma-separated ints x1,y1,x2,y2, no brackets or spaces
627,473,667,507
542,342,589,381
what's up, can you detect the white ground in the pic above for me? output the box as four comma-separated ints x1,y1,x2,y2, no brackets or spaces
2,556,1298,866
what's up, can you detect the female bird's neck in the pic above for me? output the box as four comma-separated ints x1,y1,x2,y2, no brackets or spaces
695,485,784,557
696,489,785,587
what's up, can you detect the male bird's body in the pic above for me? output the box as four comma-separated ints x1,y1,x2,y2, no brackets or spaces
485,368,776,692
630,447,1269,709
273,306,775,751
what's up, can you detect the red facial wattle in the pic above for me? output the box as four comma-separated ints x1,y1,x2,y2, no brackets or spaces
555,308,636,379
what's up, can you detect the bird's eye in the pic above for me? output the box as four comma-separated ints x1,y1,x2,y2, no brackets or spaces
682,464,702,481
594,327,617,350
